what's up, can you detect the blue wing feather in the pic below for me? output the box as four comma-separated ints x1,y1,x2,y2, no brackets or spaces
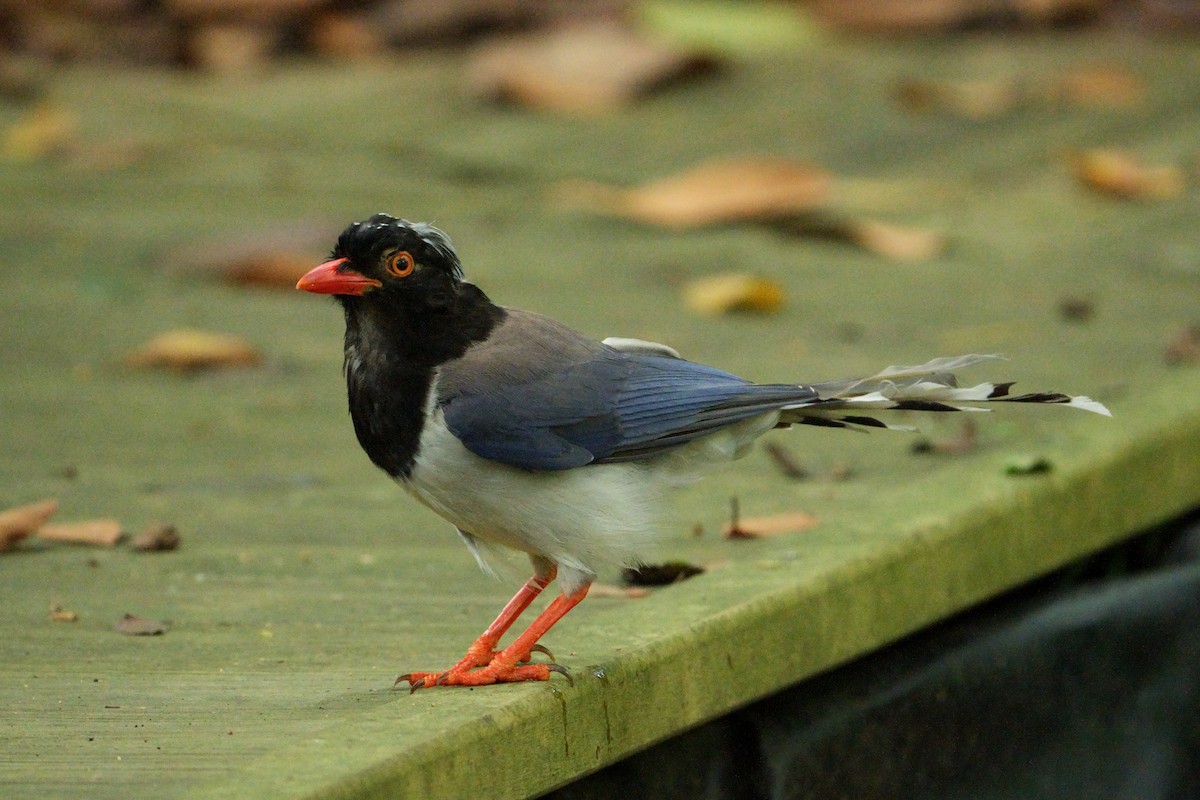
440,349,815,471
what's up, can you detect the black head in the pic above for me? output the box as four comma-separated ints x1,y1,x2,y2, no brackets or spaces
297,214,464,311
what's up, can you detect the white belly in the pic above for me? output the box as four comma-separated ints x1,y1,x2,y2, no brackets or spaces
402,410,663,592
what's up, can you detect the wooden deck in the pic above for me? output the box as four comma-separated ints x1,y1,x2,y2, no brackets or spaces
3,28,1199,800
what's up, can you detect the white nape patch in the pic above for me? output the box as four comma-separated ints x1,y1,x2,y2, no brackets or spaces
402,408,663,596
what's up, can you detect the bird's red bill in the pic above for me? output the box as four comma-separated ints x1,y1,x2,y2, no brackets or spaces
296,258,382,295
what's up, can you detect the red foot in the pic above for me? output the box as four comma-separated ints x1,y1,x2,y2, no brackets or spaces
398,661,566,690
395,582,589,692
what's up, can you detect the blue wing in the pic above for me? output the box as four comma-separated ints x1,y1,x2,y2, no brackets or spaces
439,349,815,471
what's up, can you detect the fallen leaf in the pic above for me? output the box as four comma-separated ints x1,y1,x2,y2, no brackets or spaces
130,523,181,552
564,157,832,228
50,604,79,623
187,23,279,74
1048,65,1146,109
622,562,705,586
1068,148,1185,200
776,214,946,262
470,21,717,114
114,614,167,636
124,329,263,372
588,583,651,599
1165,324,1200,366
724,510,819,539
0,498,59,552
846,218,947,262
895,77,1021,121
683,273,784,315
2,102,76,161
38,520,124,547
161,222,331,289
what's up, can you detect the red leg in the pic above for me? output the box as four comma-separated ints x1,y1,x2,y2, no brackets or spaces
399,582,590,690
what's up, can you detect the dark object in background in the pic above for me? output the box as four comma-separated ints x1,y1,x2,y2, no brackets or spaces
544,512,1200,800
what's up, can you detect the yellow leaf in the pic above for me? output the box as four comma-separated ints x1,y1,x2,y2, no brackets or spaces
124,329,263,372
683,273,784,315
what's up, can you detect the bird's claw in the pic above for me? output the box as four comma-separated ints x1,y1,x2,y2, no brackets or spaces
395,659,571,691
520,643,555,664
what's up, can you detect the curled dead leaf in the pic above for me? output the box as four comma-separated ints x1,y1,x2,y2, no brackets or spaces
130,523,181,552
563,157,832,228
124,329,263,372
470,22,717,115
895,77,1020,121
1068,148,1185,200
114,614,167,636
724,511,819,539
0,498,59,552
38,519,124,547
683,273,784,315
777,214,946,262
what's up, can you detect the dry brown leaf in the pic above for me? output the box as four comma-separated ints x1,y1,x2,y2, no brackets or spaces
162,222,332,288
1049,65,1146,109
566,158,832,228
0,498,59,552
130,523,181,552
1165,324,1200,366
1069,148,1185,200
847,218,947,262
683,273,785,316
588,583,650,599
724,511,819,539
50,604,79,623
2,102,76,161
895,77,1020,121
114,614,167,636
38,519,124,547
124,329,263,372
470,22,717,114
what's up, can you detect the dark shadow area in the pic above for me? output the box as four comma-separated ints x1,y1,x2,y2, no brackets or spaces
545,510,1200,800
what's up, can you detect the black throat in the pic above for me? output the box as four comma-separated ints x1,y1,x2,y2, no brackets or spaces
341,284,503,479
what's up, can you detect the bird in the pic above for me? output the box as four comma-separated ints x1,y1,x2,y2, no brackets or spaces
296,213,1110,690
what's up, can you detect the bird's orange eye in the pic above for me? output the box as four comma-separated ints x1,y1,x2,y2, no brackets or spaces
385,250,415,278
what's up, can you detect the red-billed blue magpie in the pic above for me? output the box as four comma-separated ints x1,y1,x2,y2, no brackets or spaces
297,213,1110,690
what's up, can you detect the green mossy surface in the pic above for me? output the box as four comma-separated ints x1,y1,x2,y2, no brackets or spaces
2,29,1199,800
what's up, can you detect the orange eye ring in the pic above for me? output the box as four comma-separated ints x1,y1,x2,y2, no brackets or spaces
386,250,415,278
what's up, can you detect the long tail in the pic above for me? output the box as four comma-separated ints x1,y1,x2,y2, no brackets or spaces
780,354,1111,431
